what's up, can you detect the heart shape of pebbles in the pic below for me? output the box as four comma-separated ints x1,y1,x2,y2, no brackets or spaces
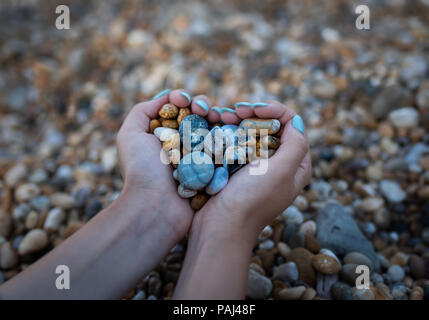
151,103,282,210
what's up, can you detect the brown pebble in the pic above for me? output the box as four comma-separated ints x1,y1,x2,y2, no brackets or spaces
409,286,424,300
161,119,179,129
312,254,340,275
256,249,275,270
390,252,409,267
240,118,281,135
149,119,161,133
273,280,288,299
305,235,320,254
190,193,208,211
159,104,178,119
409,254,425,280
177,107,191,125
287,247,316,287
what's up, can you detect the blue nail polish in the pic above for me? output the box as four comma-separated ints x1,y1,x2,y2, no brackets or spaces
152,89,170,100
234,102,252,108
212,107,222,115
195,100,208,111
180,92,191,103
221,107,236,114
292,115,305,134
252,102,269,108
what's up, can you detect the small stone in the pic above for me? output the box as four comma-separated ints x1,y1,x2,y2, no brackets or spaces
5,163,28,187
50,193,76,210
15,184,38,204
25,211,38,229
344,252,374,271
30,196,51,213
316,273,338,299
277,242,291,258
360,197,384,213
177,152,214,190
288,247,316,287
101,146,117,172
177,107,191,125
239,118,281,135
0,242,18,269
305,235,321,254
258,225,273,241
293,195,308,211
190,193,208,211
223,146,246,174
340,264,360,286
281,206,304,226
149,119,161,133
289,231,305,249
278,286,306,300
390,252,409,267
132,290,146,300
159,103,179,119
204,126,224,161
273,262,299,282
301,288,317,300
409,254,425,280
85,199,103,220
388,107,419,129
18,229,48,255
379,180,406,203
154,127,179,141
417,82,429,110
160,119,179,129
387,265,405,282
44,208,66,232
299,220,317,237
331,282,353,300
409,287,424,300
260,135,280,149
246,268,272,300
179,114,209,150
177,184,197,198
351,287,375,300
259,239,275,251
312,254,340,275
205,167,228,195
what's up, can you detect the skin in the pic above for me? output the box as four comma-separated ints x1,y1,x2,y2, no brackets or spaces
0,91,311,300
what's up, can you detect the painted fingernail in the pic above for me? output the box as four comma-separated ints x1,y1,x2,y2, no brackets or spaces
234,102,252,108
292,115,305,134
195,100,208,112
252,102,269,108
180,92,191,103
221,107,236,114
152,89,170,100
212,107,222,115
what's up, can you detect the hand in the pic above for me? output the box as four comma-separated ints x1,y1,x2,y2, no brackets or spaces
115,89,214,240
196,101,312,243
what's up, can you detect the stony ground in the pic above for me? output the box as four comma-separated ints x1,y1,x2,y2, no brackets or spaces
0,0,429,300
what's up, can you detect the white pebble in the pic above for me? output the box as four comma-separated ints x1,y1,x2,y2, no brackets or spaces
44,208,66,231
281,206,303,226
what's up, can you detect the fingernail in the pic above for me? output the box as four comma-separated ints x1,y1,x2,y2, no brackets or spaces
180,92,191,103
221,107,236,114
195,100,208,112
212,107,222,115
252,102,269,108
152,89,170,100
234,102,252,108
292,115,305,134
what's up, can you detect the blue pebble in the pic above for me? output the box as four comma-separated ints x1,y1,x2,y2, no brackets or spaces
179,114,209,150
206,167,229,195
177,152,214,190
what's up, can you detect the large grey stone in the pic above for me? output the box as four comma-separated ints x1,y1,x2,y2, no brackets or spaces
316,202,379,271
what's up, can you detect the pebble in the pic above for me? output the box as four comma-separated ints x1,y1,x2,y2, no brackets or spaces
5,163,28,187
0,242,19,269
288,247,316,287
177,108,191,125
387,265,405,283
312,254,340,275
409,287,424,300
149,119,161,133
159,104,179,119
258,225,273,241
50,193,76,210
343,252,374,272
281,206,304,226
0,211,12,237
204,126,224,161
239,118,281,135
177,152,214,190
44,208,66,231
205,167,228,195
388,107,419,129
277,286,306,300
14,183,40,203
340,264,360,286
273,262,299,282
351,287,375,300
25,211,39,229
277,242,291,258
18,229,48,255
154,127,178,141
379,180,406,203
101,146,117,172
190,193,209,211
331,282,354,300
179,114,209,150
316,273,338,299
177,184,197,198
223,146,246,174
299,220,317,237
409,254,425,280
85,199,103,220
246,268,272,300
316,203,379,271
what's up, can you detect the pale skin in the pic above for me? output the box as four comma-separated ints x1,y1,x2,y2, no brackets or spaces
0,90,311,299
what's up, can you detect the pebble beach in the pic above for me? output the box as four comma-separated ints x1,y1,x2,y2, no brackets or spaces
0,0,429,300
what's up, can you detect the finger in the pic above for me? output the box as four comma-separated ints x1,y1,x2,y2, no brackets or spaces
191,95,211,117
293,151,312,193
170,89,192,108
120,97,168,133
220,107,241,124
270,115,309,176
208,105,222,123
253,100,296,126
234,101,255,119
